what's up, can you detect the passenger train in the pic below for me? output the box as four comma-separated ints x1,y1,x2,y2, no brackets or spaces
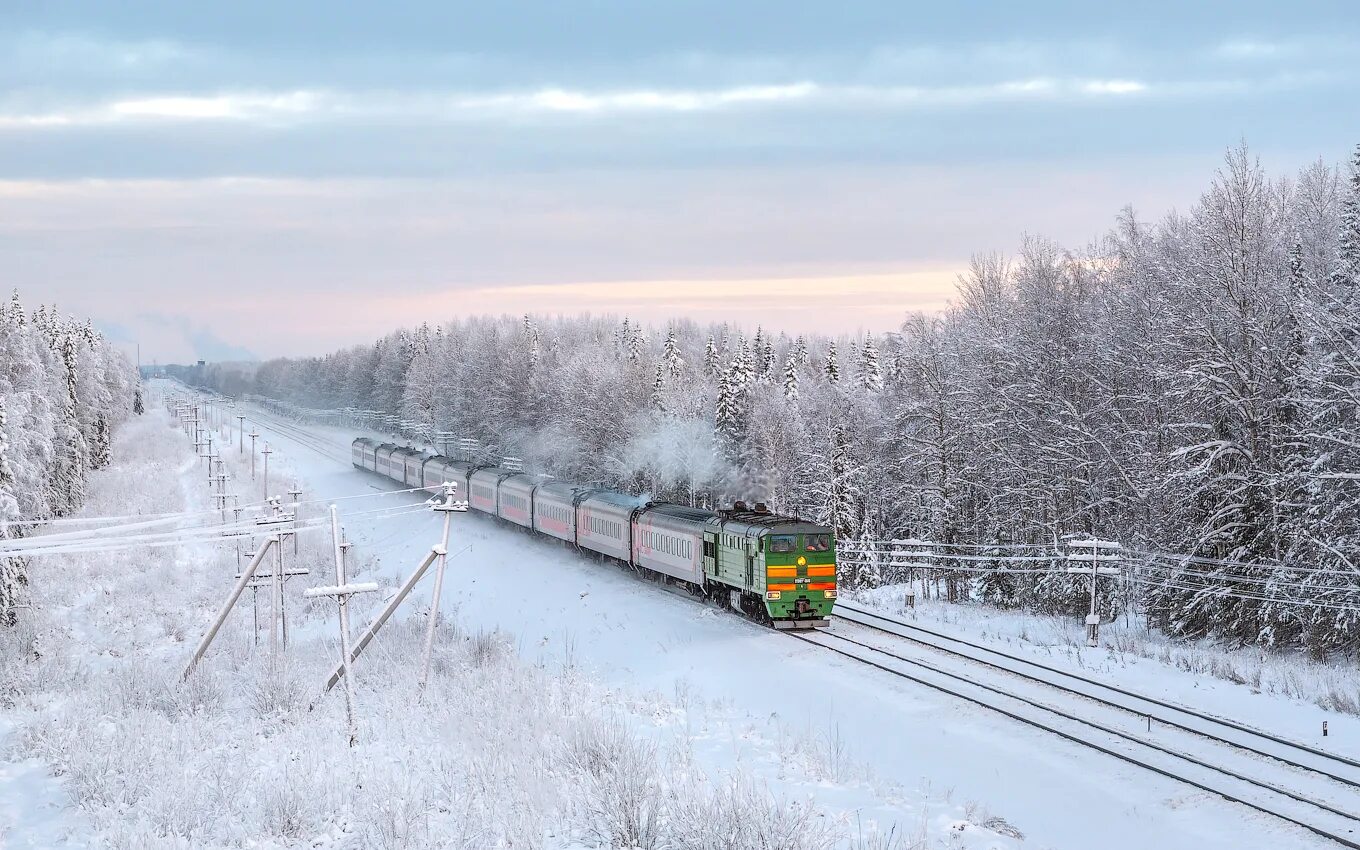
352,438,836,628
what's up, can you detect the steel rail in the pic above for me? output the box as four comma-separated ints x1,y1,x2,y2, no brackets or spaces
836,601,1360,779
792,628,1360,849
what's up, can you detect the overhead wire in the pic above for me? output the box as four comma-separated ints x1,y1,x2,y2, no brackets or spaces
12,504,434,559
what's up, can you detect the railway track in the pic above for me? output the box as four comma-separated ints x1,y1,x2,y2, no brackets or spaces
792,610,1360,847
835,602,1360,784
241,406,354,466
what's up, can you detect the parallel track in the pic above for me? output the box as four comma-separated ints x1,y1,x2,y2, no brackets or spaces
791,623,1360,847
835,602,1360,783
241,407,354,466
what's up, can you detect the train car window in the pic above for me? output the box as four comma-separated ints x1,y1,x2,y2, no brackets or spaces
768,535,797,553
806,533,831,552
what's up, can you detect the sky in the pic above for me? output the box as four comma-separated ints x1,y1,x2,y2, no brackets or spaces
2,2,1357,364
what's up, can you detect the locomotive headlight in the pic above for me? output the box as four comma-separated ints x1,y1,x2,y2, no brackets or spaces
796,556,806,566
765,590,781,601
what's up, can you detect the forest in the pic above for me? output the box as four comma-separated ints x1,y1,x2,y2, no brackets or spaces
0,295,139,624
182,143,1360,655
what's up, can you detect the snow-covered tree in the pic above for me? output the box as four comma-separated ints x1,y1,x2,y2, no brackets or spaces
857,332,883,393
825,341,840,383
1338,143,1360,286
650,363,666,412
781,354,799,402
0,397,24,626
663,327,684,378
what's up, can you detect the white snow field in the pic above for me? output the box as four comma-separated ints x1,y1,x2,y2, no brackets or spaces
231,403,1359,849
0,402,1033,847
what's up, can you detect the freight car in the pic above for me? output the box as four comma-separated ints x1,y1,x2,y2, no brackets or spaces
351,437,835,628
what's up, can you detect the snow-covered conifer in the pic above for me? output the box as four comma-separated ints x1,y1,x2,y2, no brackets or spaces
702,335,718,375
651,363,666,412
1340,143,1360,286
663,327,684,378
857,332,883,392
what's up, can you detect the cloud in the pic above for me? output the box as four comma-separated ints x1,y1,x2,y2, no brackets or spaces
0,76,1190,129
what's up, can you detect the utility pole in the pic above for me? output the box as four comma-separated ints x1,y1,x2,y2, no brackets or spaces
249,430,259,480
1065,539,1122,647
184,536,279,680
305,506,379,745
262,442,273,500
237,416,246,453
289,486,303,556
421,482,466,689
317,484,468,695
214,458,227,521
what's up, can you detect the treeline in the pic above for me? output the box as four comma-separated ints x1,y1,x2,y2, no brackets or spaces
195,143,1360,655
0,293,140,623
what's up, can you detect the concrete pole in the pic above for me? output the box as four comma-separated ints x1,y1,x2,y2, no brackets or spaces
233,507,243,571
237,416,246,453
289,487,303,556
321,547,441,693
262,443,273,500
277,527,288,651
267,500,283,656
331,505,359,745
250,431,259,480
184,537,276,680
1087,539,1100,648
419,484,459,690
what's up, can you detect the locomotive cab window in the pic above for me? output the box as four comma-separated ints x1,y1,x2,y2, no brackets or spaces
806,533,831,552
768,534,797,554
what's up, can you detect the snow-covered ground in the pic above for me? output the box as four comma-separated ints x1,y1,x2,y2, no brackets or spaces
230,403,1353,849
1,399,1031,847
